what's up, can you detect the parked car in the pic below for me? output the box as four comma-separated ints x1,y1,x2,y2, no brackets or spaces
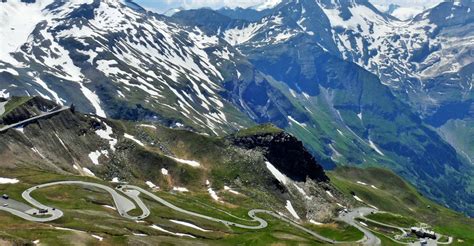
2,194,9,199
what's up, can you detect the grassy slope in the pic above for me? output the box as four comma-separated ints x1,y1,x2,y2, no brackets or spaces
234,123,282,137
0,168,327,245
5,111,469,244
0,96,32,118
438,119,474,167
365,213,417,228
329,166,474,245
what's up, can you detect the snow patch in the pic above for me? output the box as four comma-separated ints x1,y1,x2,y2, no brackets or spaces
82,168,95,177
353,195,364,202
369,140,385,156
139,124,156,129
293,184,310,200
166,155,200,167
325,190,334,198
173,187,189,192
224,186,240,195
254,0,282,11
265,161,288,185
95,122,117,151
14,127,24,134
31,147,45,159
124,133,145,147
102,205,116,210
368,204,379,210
0,67,19,76
91,235,103,241
0,89,9,98
288,116,307,129
88,150,108,165
79,83,106,118
170,220,210,232
146,181,158,189
208,187,219,201
309,220,323,225
0,177,19,184
150,225,196,238
285,200,300,220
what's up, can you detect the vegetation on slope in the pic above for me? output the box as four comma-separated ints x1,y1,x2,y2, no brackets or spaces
329,166,474,245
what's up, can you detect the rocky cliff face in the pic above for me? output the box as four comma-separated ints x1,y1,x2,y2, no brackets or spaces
0,97,347,221
1,96,58,125
231,131,329,183
173,1,474,216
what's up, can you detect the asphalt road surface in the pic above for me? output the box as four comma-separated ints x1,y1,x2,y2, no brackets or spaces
0,181,385,245
360,212,452,246
0,106,70,132
338,207,382,246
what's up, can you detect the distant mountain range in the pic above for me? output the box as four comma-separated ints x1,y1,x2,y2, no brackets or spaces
0,0,473,216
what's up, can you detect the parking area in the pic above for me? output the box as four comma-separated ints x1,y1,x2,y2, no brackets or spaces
1,196,34,213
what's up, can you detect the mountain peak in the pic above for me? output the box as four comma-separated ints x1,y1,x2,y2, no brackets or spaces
413,0,473,26
254,0,283,11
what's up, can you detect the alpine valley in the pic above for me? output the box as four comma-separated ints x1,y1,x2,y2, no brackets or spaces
0,0,473,245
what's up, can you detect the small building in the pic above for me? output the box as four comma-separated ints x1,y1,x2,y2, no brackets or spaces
411,227,436,239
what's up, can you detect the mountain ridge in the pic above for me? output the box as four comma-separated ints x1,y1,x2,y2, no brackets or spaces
1,0,474,216
172,0,474,216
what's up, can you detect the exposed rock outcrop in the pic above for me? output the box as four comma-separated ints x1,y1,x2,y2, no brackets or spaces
231,131,329,183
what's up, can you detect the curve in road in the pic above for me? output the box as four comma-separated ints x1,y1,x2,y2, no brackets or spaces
338,207,382,246
0,181,377,245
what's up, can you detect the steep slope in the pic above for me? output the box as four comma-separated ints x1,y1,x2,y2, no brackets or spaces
1,0,473,216
207,0,474,164
0,97,346,224
0,98,471,245
173,1,474,216
308,0,474,163
329,166,474,245
0,0,253,135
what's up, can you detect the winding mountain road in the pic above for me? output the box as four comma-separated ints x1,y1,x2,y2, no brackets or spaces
0,181,379,245
338,207,381,246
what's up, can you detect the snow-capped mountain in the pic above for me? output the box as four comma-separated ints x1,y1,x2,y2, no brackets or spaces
173,0,474,216
379,4,426,20
196,0,473,105
321,0,473,97
176,0,474,161
0,0,252,135
1,0,474,216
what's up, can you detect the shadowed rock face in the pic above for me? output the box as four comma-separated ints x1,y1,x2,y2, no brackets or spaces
1,96,58,125
231,132,329,183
